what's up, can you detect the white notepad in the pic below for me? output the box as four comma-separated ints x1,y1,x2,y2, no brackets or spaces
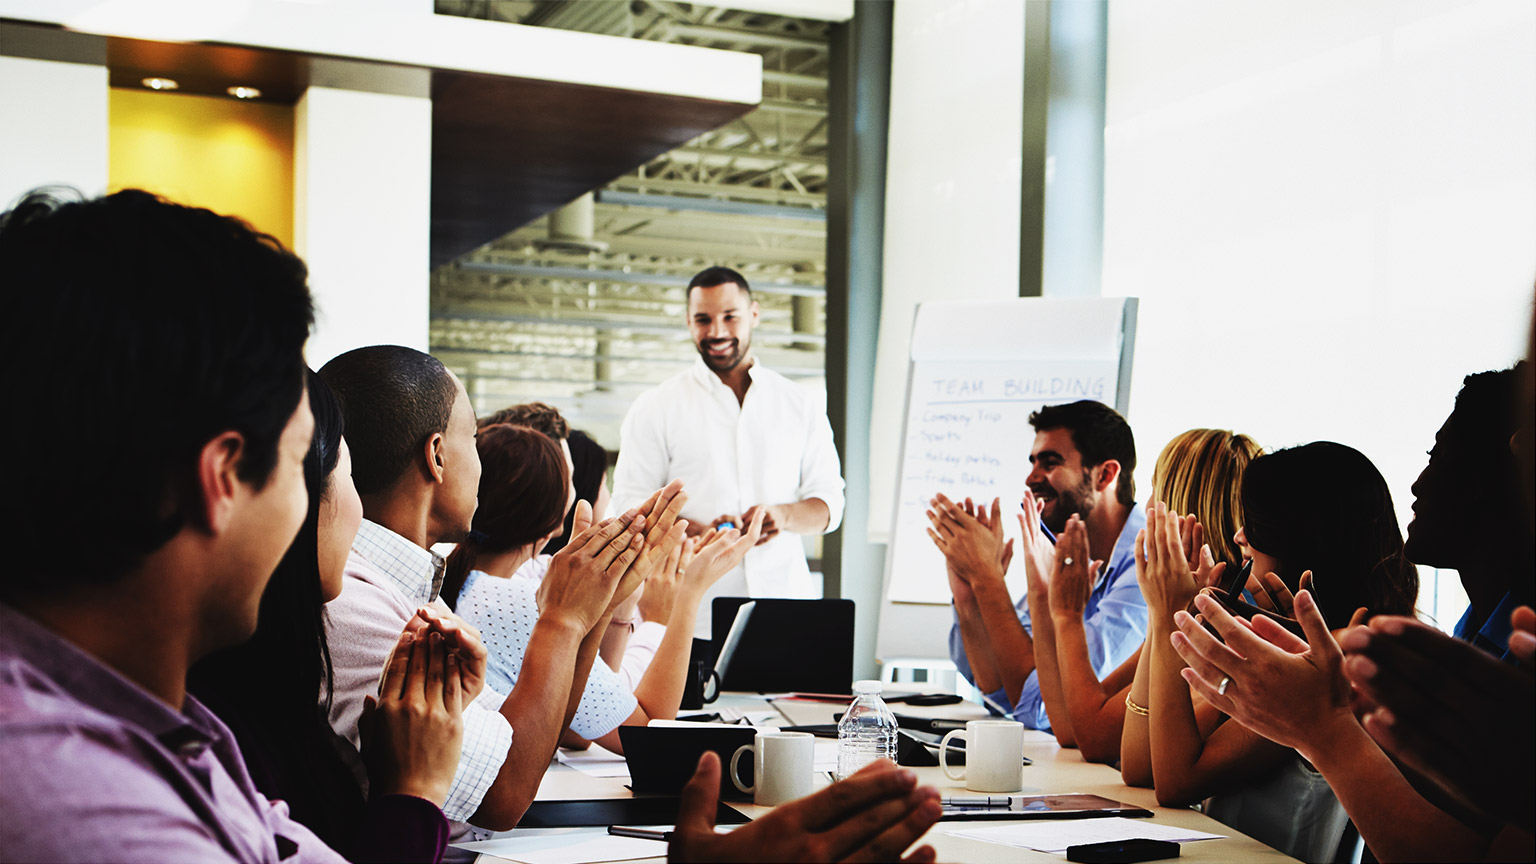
554,744,630,779
457,830,664,864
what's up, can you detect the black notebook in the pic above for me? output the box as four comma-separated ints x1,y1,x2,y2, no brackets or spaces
519,797,751,828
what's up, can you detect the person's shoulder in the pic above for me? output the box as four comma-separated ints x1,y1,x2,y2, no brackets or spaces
0,711,238,860
457,572,538,623
0,673,221,823
329,552,414,618
0,656,110,729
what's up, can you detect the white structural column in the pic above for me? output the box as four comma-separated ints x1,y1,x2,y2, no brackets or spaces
0,53,107,207
295,86,432,367
867,0,1026,542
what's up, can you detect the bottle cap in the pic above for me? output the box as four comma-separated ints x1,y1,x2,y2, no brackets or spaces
853,680,883,695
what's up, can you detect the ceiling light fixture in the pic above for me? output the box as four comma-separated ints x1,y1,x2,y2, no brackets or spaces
227,86,262,100
141,77,179,91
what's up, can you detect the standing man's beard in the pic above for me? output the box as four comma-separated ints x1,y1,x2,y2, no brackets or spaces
1036,470,1096,534
699,337,746,372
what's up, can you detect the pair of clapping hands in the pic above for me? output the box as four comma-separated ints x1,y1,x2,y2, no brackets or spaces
636,507,766,625
361,605,486,807
1165,555,1535,834
555,481,765,632
925,490,1102,616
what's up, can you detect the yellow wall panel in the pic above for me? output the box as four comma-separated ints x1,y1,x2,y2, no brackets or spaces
109,88,294,249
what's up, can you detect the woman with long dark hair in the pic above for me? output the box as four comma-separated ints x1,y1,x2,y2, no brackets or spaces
189,371,464,862
1130,441,1418,863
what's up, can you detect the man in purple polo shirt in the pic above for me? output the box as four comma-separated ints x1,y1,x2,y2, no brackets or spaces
0,189,336,862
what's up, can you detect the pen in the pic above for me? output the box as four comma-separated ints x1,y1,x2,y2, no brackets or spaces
607,826,672,842
979,691,1012,717
942,795,1013,807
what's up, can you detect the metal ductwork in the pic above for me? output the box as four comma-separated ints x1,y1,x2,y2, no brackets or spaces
523,0,634,37
535,192,609,254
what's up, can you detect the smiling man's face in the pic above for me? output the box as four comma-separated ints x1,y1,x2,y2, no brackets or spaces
688,281,758,374
1025,427,1098,533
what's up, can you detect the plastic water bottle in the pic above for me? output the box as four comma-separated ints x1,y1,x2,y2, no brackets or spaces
836,680,898,780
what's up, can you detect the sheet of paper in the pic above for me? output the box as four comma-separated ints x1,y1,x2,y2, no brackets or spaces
554,745,630,779
946,817,1225,852
457,830,664,864
647,719,739,729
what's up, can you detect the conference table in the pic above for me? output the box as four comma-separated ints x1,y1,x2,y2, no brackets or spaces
462,691,1297,864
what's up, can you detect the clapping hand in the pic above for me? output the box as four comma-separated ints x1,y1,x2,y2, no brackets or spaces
1135,502,1217,617
408,604,489,704
670,753,941,863
636,536,691,625
681,507,766,596
1247,569,1312,619
926,493,1013,587
1015,488,1055,605
1048,514,1101,618
536,502,647,633
609,481,690,618
1338,609,1536,832
1168,590,1352,754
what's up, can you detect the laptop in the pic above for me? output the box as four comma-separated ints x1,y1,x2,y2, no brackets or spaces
707,597,855,694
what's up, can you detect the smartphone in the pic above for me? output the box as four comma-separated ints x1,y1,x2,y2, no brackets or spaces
1202,587,1306,640
1217,558,1252,596
1066,838,1180,863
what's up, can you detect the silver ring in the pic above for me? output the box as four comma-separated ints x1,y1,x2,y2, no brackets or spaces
1063,557,1074,566
1217,676,1232,696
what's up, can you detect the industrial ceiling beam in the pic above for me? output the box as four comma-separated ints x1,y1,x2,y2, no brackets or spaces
668,23,828,52
434,311,827,343
453,258,825,295
596,189,825,221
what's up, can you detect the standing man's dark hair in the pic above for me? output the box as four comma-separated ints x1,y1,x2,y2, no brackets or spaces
318,346,460,495
687,265,751,296
0,188,313,592
1029,400,1137,507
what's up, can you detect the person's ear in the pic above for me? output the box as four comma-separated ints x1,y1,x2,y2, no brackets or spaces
749,298,760,327
424,432,447,485
1094,459,1121,494
195,431,247,534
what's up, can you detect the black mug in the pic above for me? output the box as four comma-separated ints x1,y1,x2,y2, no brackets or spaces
680,659,720,710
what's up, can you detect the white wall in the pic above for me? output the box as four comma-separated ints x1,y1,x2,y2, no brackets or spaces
1104,0,1536,626
0,54,107,207
295,86,432,366
868,0,1026,542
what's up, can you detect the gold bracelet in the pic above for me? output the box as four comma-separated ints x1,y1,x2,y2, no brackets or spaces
1124,693,1150,717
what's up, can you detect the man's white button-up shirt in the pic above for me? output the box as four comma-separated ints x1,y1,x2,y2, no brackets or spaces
613,358,845,636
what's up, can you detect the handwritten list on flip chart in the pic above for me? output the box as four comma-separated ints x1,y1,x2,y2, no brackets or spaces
886,359,1119,604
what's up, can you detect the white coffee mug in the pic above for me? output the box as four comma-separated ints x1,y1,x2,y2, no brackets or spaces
939,719,1025,792
730,731,815,806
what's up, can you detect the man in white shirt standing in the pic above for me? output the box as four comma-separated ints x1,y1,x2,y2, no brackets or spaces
613,267,846,636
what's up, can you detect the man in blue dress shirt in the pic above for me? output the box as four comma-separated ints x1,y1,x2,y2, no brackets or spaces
944,400,1147,730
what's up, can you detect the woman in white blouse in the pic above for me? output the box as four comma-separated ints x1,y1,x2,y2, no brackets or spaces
440,423,761,753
